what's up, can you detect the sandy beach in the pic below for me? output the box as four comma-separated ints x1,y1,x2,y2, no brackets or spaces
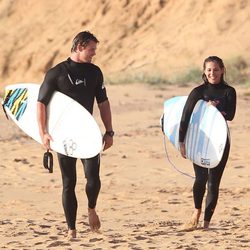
0,83,249,249
0,0,250,249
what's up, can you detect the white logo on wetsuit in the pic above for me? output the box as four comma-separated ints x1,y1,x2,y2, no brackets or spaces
68,74,86,86
75,79,86,86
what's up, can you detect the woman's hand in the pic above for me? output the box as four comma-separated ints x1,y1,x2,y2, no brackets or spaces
208,100,226,116
179,142,186,159
208,100,219,107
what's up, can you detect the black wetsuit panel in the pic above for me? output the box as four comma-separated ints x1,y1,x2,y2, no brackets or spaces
57,154,101,229
38,58,108,114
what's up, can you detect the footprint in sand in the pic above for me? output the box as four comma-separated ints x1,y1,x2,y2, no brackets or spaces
14,158,30,164
39,224,52,229
234,165,245,169
135,235,148,240
168,199,181,204
89,237,103,242
32,230,50,236
108,238,127,244
47,241,71,247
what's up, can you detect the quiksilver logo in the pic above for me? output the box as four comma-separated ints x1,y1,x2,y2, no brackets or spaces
68,74,86,86
75,79,86,86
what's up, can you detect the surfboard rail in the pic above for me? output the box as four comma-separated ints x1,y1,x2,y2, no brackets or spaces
3,83,103,158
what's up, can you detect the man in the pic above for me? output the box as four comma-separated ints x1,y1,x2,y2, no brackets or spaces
37,31,114,239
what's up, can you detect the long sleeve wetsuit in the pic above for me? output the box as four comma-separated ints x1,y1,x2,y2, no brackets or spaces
179,81,236,222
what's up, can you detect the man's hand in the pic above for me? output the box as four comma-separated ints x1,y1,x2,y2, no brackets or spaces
42,132,53,151
103,133,113,151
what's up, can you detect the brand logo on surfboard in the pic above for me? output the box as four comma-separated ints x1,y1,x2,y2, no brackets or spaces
63,138,77,156
201,158,210,166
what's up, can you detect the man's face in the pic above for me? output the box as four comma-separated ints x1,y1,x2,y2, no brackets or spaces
79,41,97,63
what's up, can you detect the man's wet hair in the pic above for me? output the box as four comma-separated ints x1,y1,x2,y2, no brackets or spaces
71,31,99,52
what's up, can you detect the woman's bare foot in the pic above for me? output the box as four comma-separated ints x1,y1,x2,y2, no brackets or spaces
88,208,101,232
67,229,77,240
182,209,201,231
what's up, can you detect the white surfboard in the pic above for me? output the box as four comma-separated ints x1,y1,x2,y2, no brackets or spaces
2,83,103,158
162,96,228,168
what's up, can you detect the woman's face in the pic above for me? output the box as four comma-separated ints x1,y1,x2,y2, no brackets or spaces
204,61,224,84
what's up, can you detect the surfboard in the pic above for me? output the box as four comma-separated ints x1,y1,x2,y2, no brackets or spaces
161,96,228,168
2,83,103,158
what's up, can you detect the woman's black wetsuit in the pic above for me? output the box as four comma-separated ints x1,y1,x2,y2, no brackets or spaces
38,58,108,230
179,81,236,222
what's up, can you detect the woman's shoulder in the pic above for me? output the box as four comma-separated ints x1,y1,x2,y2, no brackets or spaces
191,83,206,93
223,82,236,93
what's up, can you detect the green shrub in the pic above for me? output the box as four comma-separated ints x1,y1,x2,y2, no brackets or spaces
106,72,170,85
170,67,202,85
225,56,248,84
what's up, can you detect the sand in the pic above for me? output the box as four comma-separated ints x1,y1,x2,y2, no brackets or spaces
0,83,249,249
0,0,250,248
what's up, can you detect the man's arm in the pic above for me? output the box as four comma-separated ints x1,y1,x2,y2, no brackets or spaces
98,100,113,151
37,101,52,150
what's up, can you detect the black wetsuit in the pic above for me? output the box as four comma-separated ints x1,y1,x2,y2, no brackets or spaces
179,81,236,222
38,58,108,230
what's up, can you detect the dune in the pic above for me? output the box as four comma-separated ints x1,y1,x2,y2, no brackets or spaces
0,0,250,86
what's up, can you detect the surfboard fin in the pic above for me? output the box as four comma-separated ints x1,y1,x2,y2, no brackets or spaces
43,150,53,173
160,114,164,133
2,91,11,120
2,104,9,120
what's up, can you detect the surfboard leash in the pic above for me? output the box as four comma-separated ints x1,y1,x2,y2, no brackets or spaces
43,150,53,173
163,135,194,179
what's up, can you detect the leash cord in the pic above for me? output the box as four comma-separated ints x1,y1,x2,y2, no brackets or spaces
163,135,194,179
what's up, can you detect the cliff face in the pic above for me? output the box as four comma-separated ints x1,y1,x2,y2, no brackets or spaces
0,0,249,87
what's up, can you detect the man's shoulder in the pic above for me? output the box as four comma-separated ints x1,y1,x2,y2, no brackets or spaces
47,60,66,72
87,63,102,72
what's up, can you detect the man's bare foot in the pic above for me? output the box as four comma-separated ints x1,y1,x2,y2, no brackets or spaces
88,208,101,232
203,220,210,229
67,229,77,240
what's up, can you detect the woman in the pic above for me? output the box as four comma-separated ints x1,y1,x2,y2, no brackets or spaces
179,56,236,230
